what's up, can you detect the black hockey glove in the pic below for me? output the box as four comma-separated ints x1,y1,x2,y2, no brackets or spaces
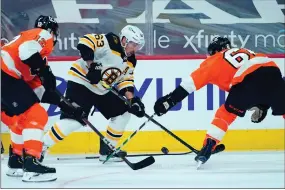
86,62,102,84
58,100,88,121
154,94,176,116
35,65,57,92
154,85,189,116
249,105,269,123
128,97,145,118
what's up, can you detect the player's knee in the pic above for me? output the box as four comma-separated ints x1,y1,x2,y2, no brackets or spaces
19,103,48,130
104,105,129,120
60,110,86,126
110,111,131,127
18,104,47,158
44,119,82,147
216,105,237,125
106,112,131,143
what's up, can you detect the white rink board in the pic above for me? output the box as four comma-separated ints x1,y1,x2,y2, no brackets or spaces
1,58,284,132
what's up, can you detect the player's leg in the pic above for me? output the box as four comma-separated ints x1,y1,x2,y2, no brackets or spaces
93,91,130,162
1,112,24,177
195,104,237,165
196,75,254,166
42,81,93,157
1,71,56,182
267,67,285,117
235,66,285,121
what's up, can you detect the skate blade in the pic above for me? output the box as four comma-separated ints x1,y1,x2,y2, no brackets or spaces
196,160,203,170
6,168,24,177
22,172,57,182
99,155,123,162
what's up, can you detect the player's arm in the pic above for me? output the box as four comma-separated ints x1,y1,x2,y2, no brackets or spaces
77,34,102,84
19,31,85,120
116,59,145,118
116,63,135,98
77,34,96,65
19,30,56,92
154,61,215,116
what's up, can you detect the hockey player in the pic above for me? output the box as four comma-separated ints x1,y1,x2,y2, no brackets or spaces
153,36,285,168
1,15,83,182
43,25,146,162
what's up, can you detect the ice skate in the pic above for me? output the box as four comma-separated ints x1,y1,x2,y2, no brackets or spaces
38,144,49,163
195,138,216,169
22,150,56,182
6,145,24,177
99,139,126,162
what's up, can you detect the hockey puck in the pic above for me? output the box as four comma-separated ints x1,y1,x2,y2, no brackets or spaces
161,147,169,154
117,151,127,157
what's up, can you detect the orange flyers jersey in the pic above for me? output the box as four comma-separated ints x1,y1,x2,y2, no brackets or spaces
1,28,54,82
180,48,278,93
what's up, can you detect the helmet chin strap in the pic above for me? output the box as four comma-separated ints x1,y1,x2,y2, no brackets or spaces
121,37,128,56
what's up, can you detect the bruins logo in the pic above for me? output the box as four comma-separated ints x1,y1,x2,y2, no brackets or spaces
102,67,121,85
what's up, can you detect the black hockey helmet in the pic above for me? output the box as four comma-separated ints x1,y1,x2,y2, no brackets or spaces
207,36,231,56
34,15,59,45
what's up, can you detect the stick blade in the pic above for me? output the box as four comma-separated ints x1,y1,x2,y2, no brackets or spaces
123,156,155,170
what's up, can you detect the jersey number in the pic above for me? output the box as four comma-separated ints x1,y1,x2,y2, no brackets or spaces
224,48,255,68
34,35,47,48
95,34,104,47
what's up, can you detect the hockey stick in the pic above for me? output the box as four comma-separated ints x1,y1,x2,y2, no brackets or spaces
103,113,155,163
57,151,193,161
56,91,155,170
100,82,225,155
57,144,226,161
100,82,200,154
141,113,225,155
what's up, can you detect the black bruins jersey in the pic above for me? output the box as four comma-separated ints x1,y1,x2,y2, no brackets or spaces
68,33,136,95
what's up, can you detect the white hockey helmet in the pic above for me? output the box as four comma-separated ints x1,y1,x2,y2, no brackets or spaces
119,25,145,55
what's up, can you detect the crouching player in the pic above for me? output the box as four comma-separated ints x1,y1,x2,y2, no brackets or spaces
153,36,285,168
42,25,146,162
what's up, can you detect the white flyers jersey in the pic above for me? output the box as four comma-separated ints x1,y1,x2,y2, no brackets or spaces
67,33,136,95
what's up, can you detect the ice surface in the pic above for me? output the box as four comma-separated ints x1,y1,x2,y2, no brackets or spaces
1,151,284,188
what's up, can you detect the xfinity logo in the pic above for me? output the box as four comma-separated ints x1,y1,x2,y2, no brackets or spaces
51,0,284,24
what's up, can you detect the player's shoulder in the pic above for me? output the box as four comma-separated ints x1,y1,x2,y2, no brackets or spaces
201,52,222,66
104,32,125,55
22,28,52,40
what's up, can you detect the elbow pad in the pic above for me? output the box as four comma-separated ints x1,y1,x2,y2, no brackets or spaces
77,44,94,61
21,52,46,71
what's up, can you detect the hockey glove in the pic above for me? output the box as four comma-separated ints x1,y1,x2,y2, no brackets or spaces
86,62,102,84
249,105,269,123
36,65,57,92
58,100,88,120
154,94,176,116
129,97,145,118
154,85,189,116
